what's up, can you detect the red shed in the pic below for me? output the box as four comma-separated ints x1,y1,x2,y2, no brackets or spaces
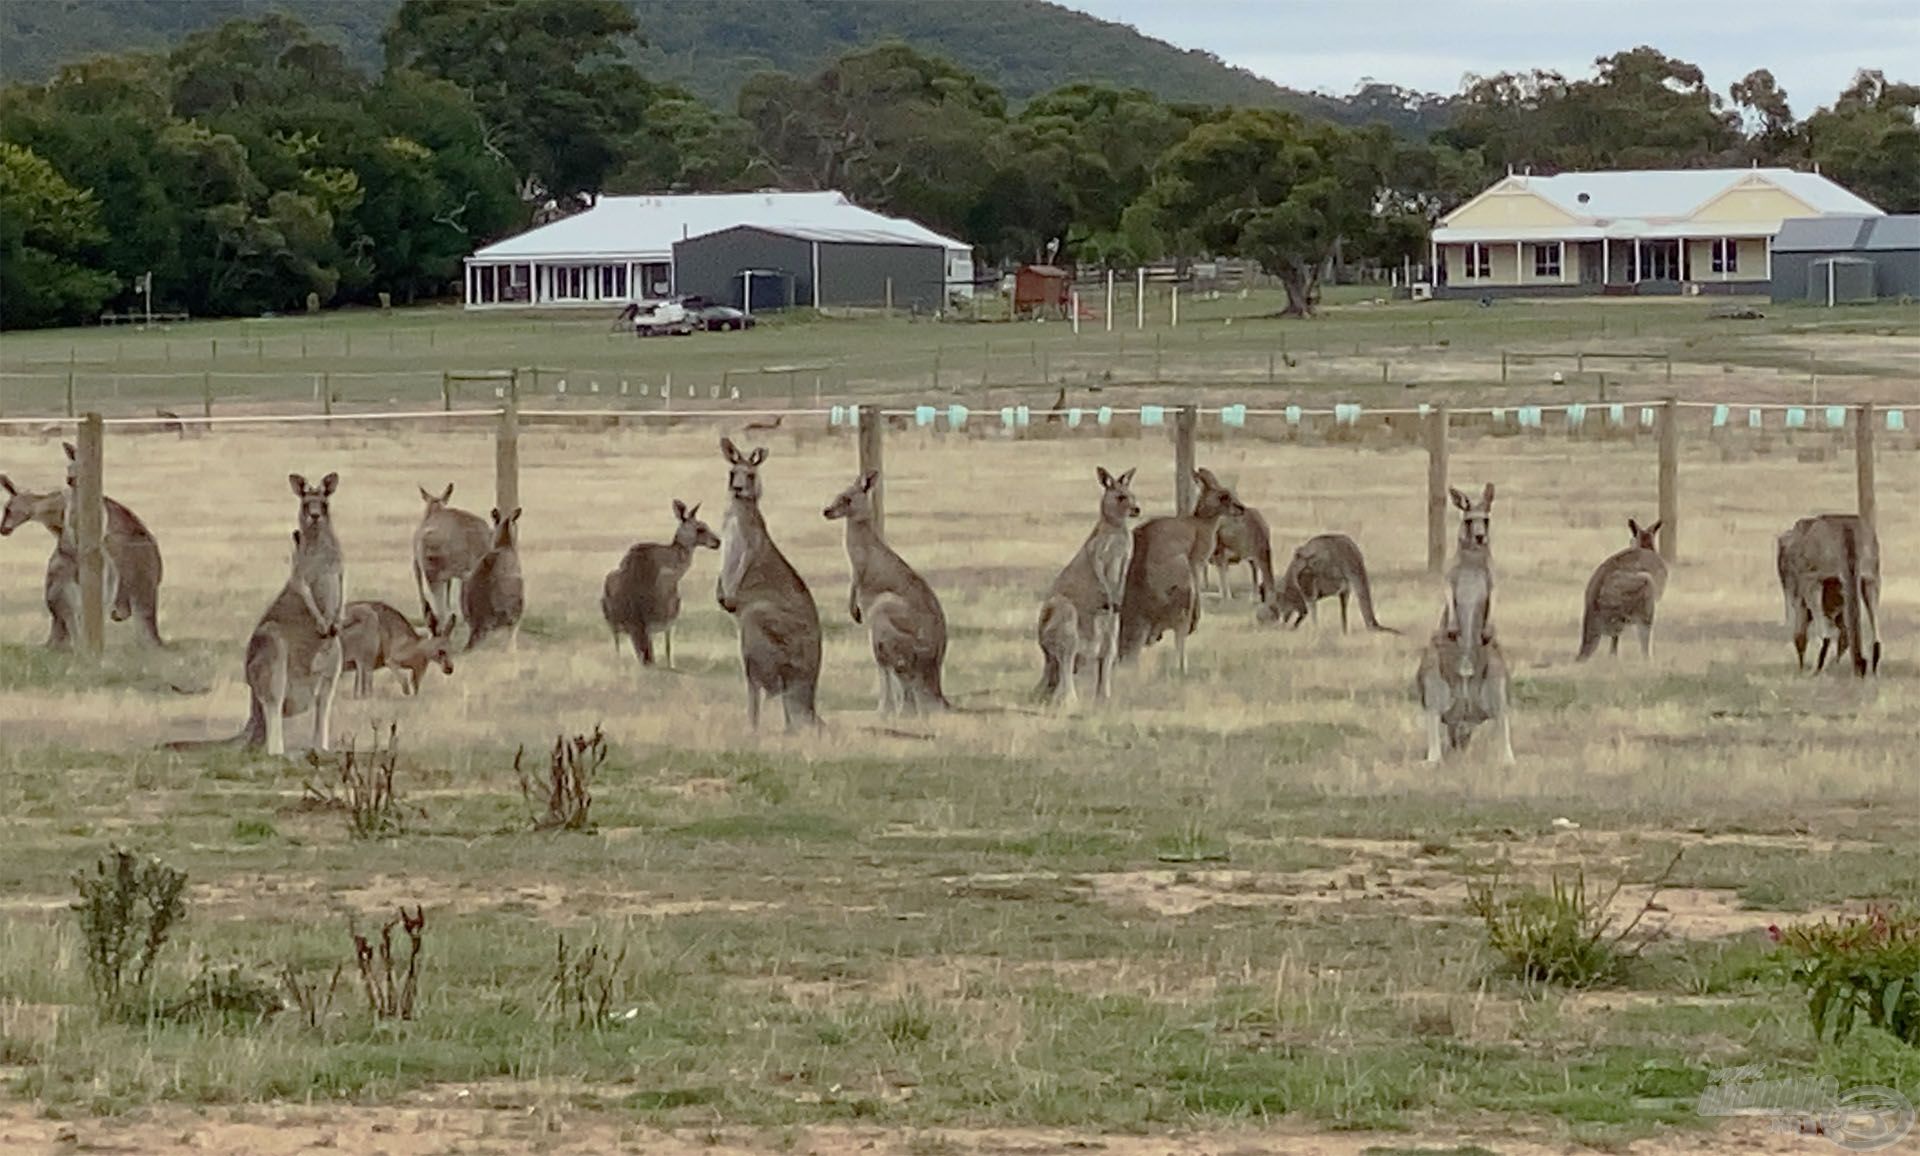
1013,264,1071,318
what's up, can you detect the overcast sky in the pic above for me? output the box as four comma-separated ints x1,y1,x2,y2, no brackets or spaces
1060,0,1916,112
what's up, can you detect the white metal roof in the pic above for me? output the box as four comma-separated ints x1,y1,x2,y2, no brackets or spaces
1502,168,1883,221
470,192,970,263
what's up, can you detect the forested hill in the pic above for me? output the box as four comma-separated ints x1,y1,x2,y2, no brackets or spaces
0,0,1435,131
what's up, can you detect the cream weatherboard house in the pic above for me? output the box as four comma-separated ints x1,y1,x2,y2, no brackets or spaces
1428,168,1883,298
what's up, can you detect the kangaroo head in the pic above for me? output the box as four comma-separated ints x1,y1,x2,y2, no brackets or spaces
419,483,455,512
823,471,878,522
1096,466,1140,523
672,499,720,550
720,437,767,502
1628,518,1661,551
0,477,51,536
1450,483,1494,548
1191,468,1244,519
489,506,522,549
289,472,337,532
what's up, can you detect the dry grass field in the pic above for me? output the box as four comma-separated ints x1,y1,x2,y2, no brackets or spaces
1,403,1915,1154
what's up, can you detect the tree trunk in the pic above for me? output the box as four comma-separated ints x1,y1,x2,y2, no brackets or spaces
1277,266,1318,317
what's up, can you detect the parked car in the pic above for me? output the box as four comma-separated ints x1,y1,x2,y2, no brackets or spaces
690,302,755,332
632,299,694,337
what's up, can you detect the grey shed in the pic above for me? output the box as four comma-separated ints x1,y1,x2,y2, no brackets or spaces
672,225,949,313
1771,215,1920,303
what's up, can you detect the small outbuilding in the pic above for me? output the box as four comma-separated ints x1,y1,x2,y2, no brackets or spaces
672,224,950,313
1014,264,1072,318
1771,215,1920,304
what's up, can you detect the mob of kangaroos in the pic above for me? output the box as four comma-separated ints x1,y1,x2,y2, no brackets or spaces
717,438,822,729
1037,467,1139,706
825,470,949,714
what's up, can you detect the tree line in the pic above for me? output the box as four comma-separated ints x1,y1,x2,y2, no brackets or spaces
3,0,1915,328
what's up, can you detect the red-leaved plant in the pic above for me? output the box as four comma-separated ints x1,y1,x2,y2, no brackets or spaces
1774,904,1920,1046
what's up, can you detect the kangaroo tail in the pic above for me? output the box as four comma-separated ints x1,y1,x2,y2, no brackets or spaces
1354,561,1397,633
1840,524,1866,677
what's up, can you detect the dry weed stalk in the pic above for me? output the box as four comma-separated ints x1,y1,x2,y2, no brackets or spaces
303,723,416,838
547,932,629,1028
353,905,425,1020
516,724,606,831
280,962,345,1029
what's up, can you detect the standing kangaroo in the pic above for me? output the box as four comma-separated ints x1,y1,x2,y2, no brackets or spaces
1036,466,1139,706
1257,533,1396,634
1209,505,1274,601
1776,513,1881,676
1445,484,1496,681
601,499,720,668
1117,467,1245,674
461,507,524,651
339,600,456,696
716,438,821,729
1576,519,1668,660
412,484,491,629
169,474,345,755
1415,603,1514,764
4,469,164,646
824,470,949,714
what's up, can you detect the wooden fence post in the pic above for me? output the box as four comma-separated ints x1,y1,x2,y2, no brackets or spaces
1658,397,1679,563
1174,404,1198,515
1426,403,1450,574
65,371,76,418
75,414,106,656
1856,401,1875,531
858,403,885,538
441,371,454,413
495,372,520,518
201,372,212,420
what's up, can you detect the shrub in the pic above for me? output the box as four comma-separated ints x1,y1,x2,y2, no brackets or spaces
1774,904,1920,1046
353,905,426,1021
70,847,188,1018
517,725,606,831
161,962,283,1025
303,723,416,839
1465,851,1681,988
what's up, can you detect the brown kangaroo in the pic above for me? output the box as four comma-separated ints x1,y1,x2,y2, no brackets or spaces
1036,466,1138,706
412,484,492,629
602,499,720,668
1117,467,1245,674
1415,603,1514,764
168,474,345,755
1209,506,1274,601
716,438,821,729
824,470,948,714
1445,484,1496,680
1258,533,1396,633
340,600,456,696
461,507,524,651
1577,519,1668,660
1776,513,1881,676
4,463,162,646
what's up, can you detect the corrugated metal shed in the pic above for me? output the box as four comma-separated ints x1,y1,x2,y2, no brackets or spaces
1770,214,1920,303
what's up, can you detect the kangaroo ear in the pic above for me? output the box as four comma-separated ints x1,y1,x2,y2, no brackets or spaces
1118,467,1136,487
1449,487,1468,510
289,474,308,496
749,447,768,466
508,507,522,525
1481,483,1495,507
440,483,454,503
860,470,878,492
1097,467,1114,488
63,442,76,461
720,436,740,463
490,507,501,523
686,502,700,520
1628,518,1641,537
673,498,688,520
419,486,433,503
321,472,338,496
0,475,14,496
1646,520,1662,538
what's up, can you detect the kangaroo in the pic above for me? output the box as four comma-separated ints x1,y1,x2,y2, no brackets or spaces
1444,484,1496,681
1209,505,1274,601
824,470,948,714
1117,467,1245,674
1257,533,1397,634
4,466,163,645
412,484,492,629
461,507,524,651
1777,514,1881,676
168,474,345,756
339,600,456,696
1415,603,1514,764
1036,466,1139,706
602,499,720,668
1577,519,1668,660
716,437,822,729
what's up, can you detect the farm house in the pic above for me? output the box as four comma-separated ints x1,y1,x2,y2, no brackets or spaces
670,225,952,313
461,191,973,310
1769,215,1920,304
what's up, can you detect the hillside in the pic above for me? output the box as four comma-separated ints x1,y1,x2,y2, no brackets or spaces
0,0,1433,129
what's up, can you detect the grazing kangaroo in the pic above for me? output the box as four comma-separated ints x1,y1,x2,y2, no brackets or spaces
1117,468,1245,674
1209,505,1274,601
716,438,822,729
461,507,524,651
1036,466,1139,705
339,601,455,696
1576,519,1668,660
1444,484,1496,680
1415,603,1514,764
1258,533,1397,634
825,470,949,714
3,468,162,646
601,499,720,668
169,474,345,755
1777,514,1881,676
412,484,492,629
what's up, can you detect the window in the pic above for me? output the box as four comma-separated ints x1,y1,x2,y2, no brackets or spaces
1533,242,1562,278
1712,238,1739,274
1464,243,1492,279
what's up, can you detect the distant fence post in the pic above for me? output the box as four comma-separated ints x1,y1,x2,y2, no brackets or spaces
441,370,453,413
495,372,520,518
1170,284,1179,328
858,403,885,538
1174,404,1198,515
1105,270,1114,332
1658,397,1679,563
65,371,76,418
1426,403,1450,574
1856,401,1876,531
1135,267,1145,330
201,372,212,420
76,413,106,656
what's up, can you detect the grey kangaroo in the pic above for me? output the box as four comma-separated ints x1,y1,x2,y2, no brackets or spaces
339,600,456,696
1209,505,1274,601
1444,484,1496,681
3,465,163,646
602,499,721,668
1776,513,1881,676
716,438,822,729
1117,468,1245,674
1576,519,1667,660
1415,602,1514,764
825,470,949,714
1258,533,1396,634
1036,466,1138,706
462,507,524,651
412,484,492,629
